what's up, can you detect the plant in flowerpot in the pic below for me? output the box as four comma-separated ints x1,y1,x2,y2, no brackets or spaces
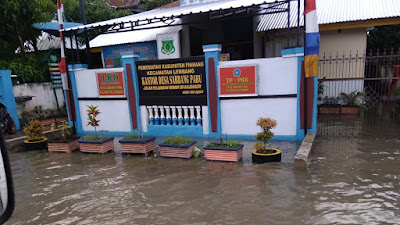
318,97,341,114
252,117,282,163
47,120,80,153
159,136,197,159
340,91,365,114
23,120,48,151
119,133,156,156
204,135,243,162
78,105,114,153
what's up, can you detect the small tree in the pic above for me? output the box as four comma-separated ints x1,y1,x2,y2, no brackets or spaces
254,117,277,154
23,120,45,142
86,105,100,138
51,120,72,141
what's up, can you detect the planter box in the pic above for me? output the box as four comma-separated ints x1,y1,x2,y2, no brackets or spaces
24,138,48,151
78,137,114,154
318,107,340,114
119,137,156,156
159,141,197,159
204,144,244,162
341,107,358,114
48,136,80,153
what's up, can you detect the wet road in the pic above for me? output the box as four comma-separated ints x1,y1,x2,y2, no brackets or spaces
6,137,400,224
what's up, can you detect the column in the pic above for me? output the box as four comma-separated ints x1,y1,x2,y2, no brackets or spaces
203,44,222,137
188,106,195,126
164,106,171,125
182,106,189,126
195,106,202,126
158,106,165,125
176,106,183,126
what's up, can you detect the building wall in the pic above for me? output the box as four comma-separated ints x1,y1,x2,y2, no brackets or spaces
13,82,65,117
219,57,299,137
319,28,367,57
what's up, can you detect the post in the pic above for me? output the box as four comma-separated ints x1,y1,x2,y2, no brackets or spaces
203,44,222,137
121,54,141,133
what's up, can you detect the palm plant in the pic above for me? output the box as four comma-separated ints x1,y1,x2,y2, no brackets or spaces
340,91,364,107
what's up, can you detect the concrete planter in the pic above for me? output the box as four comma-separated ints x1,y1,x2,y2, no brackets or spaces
24,138,48,151
78,137,114,154
119,136,156,156
204,144,244,162
48,136,80,153
159,141,197,159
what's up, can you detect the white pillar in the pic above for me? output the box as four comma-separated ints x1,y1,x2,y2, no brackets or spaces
176,106,183,119
164,106,171,125
158,106,165,125
152,105,159,125
170,106,177,125
195,106,201,119
182,106,189,120
146,106,153,119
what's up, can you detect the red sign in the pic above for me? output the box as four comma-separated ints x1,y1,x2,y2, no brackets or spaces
97,71,125,96
219,65,257,96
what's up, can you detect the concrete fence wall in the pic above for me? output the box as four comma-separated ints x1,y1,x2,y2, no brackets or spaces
13,82,65,117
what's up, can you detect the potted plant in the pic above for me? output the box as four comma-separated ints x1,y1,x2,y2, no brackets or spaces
340,91,364,114
78,105,114,153
252,117,282,164
47,120,80,153
119,133,156,156
203,135,243,162
159,136,196,159
318,97,341,114
23,120,48,151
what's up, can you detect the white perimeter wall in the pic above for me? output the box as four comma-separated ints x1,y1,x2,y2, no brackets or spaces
13,82,65,117
219,57,298,136
74,68,131,132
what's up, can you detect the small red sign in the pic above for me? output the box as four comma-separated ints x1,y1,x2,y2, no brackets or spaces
219,65,257,96
97,71,125,96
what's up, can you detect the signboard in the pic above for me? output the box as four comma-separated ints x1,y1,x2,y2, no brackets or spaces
96,71,125,96
102,42,157,68
136,56,207,105
156,32,181,60
219,65,258,97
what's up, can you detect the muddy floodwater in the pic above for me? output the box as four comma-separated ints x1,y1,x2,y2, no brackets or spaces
6,137,400,224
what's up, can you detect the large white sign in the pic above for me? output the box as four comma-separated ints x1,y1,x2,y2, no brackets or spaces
156,32,181,59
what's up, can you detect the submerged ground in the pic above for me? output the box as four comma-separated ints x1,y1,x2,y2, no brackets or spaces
6,137,400,224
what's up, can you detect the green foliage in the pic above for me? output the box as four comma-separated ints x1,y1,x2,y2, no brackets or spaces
0,53,50,83
0,0,55,56
86,105,100,138
23,120,45,142
254,117,277,151
209,139,240,148
63,0,132,24
164,136,192,145
318,77,326,96
340,91,364,107
141,0,174,10
51,120,72,141
124,134,140,140
84,135,106,141
368,25,400,51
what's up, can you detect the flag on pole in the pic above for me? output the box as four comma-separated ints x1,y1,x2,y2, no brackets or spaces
304,0,320,77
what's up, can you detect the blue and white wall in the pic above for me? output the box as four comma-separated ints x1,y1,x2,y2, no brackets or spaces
0,70,20,130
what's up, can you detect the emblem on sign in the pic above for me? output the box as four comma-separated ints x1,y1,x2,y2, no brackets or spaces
161,40,175,55
233,68,241,77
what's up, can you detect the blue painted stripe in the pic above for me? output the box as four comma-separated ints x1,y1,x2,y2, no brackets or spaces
119,136,155,143
78,137,114,144
159,141,197,148
204,144,243,151
305,32,320,55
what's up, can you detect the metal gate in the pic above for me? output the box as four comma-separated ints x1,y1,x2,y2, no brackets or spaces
317,49,400,137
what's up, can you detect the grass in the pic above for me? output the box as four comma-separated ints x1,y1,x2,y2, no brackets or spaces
84,135,107,141
164,136,192,145
208,139,240,148
123,134,141,140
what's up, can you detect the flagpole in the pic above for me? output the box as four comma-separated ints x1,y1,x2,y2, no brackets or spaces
303,0,308,136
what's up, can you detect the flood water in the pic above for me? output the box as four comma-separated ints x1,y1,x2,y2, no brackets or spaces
6,137,400,224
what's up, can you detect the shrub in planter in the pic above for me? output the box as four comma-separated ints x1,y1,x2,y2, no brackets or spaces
119,134,156,156
204,137,243,162
23,120,48,151
47,120,80,153
340,91,365,114
159,136,196,159
252,117,282,163
78,105,114,153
